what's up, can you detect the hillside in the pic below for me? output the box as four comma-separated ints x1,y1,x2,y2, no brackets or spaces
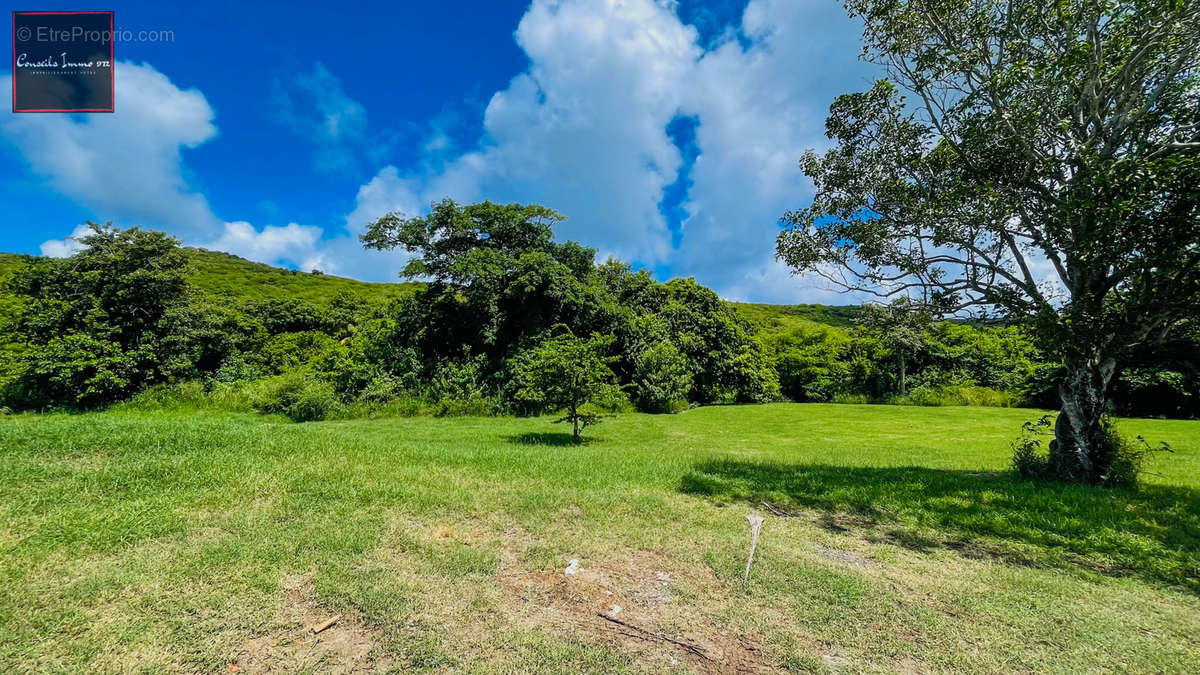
731,301,861,330
183,249,421,306
0,248,418,307
0,249,859,329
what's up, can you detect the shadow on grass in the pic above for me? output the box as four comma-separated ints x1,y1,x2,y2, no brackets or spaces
504,432,594,447
680,460,1200,591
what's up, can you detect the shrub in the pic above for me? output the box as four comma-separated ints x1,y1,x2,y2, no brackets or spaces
1012,415,1054,480
14,334,142,409
428,354,493,415
729,340,782,403
356,374,406,404
1095,420,1172,488
1012,414,1171,487
890,384,1017,407
256,331,339,374
119,381,210,411
248,371,343,422
432,395,497,417
285,381,343,422
632,343,691,413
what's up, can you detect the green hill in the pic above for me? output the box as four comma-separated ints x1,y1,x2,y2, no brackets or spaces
0,248,859,330
0,248,420,308
183,248,420,306
732,302,861,330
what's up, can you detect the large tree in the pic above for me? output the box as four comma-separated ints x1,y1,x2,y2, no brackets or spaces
777,0,1200,482
5,223,192,408
361,199,604,365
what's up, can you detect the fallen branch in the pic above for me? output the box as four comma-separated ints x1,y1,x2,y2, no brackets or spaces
595,613,711,661
759,500,790,517
311,614,342,634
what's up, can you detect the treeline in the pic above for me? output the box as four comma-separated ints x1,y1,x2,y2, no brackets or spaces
1,204,1196,421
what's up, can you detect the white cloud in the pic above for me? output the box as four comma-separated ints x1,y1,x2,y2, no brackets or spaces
670,0,874,302
345,0,702,265
204,221,325,270
39,224,92,258
1,61,393,278
1,61,222,241
345,0,874,302
344,166,425,235
9,3,878,302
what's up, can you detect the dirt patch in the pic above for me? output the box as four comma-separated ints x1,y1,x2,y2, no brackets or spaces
816,545,872,567
500,550,778,673
232,574,389,673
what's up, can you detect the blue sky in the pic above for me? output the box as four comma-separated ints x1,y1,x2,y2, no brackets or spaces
2,0,874,302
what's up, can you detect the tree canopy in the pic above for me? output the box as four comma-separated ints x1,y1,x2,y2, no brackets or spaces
511,328,621,440
777,0,1200,482
4,223,193,408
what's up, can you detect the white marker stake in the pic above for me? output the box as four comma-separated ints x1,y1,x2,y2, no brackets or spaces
744,514,764,583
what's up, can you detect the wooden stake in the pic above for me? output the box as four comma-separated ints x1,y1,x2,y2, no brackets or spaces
312,614,342,634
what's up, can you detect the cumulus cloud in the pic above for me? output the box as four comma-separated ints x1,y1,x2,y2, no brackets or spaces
1,61,382,276
671,0,875,302
344,166,425,235
204,221,327,271
39,224,93,258
343,0,702,265
345,0,875,302
1,61,222,240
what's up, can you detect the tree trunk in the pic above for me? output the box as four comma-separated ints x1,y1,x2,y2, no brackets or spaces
1050,356,1116,483
571,404,579,440
899,354,906,396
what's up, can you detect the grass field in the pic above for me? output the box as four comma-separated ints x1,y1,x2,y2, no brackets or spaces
2,404,1198,673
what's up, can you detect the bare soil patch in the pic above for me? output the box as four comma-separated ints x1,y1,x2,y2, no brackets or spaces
232,574,389,673
500,550,778,673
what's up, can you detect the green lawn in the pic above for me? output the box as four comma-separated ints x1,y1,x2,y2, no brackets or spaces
2,404,1198,672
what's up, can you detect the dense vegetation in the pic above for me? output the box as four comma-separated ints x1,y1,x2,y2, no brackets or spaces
1,213,1196,423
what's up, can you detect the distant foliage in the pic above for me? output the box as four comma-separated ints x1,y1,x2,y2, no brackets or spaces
759,300,1046,407
1,212,1193,425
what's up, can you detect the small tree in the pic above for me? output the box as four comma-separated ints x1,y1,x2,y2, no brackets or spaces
857,298,931,395
512,328,621,440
